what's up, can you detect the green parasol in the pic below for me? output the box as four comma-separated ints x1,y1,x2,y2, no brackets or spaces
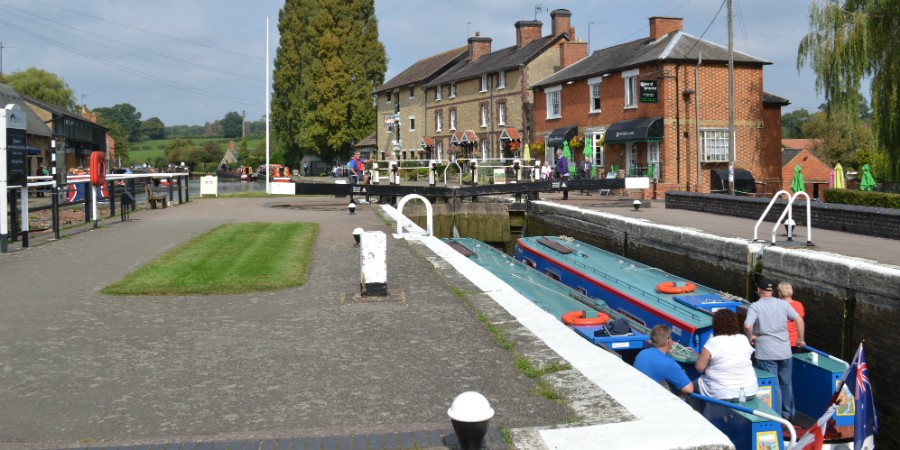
562,140,575,176
832,163,845,189
860,164,876,191
790,164,805,193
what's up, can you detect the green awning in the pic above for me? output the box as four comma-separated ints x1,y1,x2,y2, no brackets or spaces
604,117,664,144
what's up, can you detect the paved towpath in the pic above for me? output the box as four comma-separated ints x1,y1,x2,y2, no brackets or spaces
0,197,572,449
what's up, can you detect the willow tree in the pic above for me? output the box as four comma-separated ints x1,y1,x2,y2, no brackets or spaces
798,0,900,178
272,0,386,165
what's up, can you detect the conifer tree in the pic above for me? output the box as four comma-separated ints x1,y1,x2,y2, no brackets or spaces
272,0,386,164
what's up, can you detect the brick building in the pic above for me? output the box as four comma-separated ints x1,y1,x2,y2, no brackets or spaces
374,9,586,162
531,16,789,197
781,144,833,199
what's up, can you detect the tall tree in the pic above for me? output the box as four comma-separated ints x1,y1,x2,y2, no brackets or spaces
141,117,166,140
272,0,387,164
5,67,77,110
782,109,811,139
94,103,142,142
221,111,244,138
798,0,900,178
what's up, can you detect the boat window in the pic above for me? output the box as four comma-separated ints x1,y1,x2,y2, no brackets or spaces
522,257,536,269
576,287,588,295
544,270,561,281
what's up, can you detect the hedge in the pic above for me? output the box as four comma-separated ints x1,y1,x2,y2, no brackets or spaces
824,188,900,209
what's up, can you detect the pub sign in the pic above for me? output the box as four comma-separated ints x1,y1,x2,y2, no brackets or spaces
640,80,658,103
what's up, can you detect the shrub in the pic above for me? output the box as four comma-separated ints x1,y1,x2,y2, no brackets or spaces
824,188,900,209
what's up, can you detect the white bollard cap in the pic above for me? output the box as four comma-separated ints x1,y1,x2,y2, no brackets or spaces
447,391,495,422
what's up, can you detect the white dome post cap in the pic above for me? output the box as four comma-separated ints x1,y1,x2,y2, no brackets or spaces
447,391,495,422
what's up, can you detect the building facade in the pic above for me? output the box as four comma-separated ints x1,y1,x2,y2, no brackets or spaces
531,16,788,197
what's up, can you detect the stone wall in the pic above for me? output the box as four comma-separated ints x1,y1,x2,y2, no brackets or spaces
665,191,900,240
525,200,900,447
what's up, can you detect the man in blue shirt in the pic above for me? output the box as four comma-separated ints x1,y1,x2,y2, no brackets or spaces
634,324,694,395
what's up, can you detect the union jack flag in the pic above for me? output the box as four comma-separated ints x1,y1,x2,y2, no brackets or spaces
843,343,878,450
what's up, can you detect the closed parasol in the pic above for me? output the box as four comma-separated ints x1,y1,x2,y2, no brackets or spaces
833,163,845,189
523,143,531,162
860,164,876,191
790,164,805,193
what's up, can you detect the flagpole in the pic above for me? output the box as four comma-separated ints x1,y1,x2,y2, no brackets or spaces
265,15,271,194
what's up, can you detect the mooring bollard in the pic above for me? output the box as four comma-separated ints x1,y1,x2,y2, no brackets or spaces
447,391,495,450
359,230,387,296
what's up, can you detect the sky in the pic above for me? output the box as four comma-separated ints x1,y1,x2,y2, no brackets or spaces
0,0,825,127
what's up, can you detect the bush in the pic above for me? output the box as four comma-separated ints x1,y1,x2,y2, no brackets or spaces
824,188,900,209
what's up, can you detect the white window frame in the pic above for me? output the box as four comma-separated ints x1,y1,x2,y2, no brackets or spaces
480,104,488,127
588,76,603,113
435,85,442,101
497,71,506,89
648,141,660,180
623,69,638,108
449,82,457,98
385,92,391,104
481,139,488,159
480,74,488,92
545,85,562,119
437,141,443,161
497,102,506,126
590,131,605,167
408,115,415,132
700,129,730,162
436,110,443,132
450,109,457,130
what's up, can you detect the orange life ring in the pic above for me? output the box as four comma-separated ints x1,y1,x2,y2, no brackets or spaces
656,281,697,294
562,310,611,326
89,151,106,186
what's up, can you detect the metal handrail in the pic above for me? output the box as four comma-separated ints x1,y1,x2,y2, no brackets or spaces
772,191,812,245
689,393,797,446
752,190,791,242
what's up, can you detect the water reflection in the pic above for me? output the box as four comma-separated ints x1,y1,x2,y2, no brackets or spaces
187,175,268,196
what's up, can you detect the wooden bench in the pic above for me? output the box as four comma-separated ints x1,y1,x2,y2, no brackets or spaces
145,184,167,209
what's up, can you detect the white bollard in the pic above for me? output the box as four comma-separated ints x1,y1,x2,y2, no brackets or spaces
359,230,387,296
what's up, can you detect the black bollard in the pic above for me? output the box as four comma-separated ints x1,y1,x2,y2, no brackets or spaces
447,391,494,450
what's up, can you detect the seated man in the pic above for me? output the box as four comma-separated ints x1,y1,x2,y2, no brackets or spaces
634,324,694,395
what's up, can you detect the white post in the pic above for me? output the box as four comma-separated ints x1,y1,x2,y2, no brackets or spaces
359,230,387,296
265,16,271,195
0,106,8,253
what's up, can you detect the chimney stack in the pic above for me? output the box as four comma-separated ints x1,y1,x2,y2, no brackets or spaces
551,9,572,38
515,20,542,48
649,16,683,40
468,32,492,62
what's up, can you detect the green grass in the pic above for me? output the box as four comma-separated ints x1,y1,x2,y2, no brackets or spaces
101,222,318,295
127,137,264,166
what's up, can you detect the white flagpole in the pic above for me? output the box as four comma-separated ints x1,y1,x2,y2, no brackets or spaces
265,15,271,194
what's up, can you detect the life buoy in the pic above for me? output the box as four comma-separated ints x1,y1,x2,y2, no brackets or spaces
562,310,610,326
656,281,697,294
89,151,106,186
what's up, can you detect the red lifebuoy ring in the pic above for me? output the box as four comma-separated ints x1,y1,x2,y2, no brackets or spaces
656,281,697,294
89,151,106,186
562,310,611,326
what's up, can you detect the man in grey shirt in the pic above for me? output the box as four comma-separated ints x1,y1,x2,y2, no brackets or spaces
744,279,805,420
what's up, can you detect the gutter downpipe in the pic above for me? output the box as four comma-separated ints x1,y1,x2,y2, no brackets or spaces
696,51,702,191
675,64,681,187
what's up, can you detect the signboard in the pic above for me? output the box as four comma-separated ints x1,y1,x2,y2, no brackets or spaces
3,104,28,187
639,80,658,103
492,168,506,184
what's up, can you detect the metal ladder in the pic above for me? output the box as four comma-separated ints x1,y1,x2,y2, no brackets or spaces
753,190,813,245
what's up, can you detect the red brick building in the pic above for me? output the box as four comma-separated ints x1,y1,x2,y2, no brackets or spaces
531,16,789,197
781,142,833,199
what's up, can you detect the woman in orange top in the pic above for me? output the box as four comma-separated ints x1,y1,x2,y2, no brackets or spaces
777,281,805,350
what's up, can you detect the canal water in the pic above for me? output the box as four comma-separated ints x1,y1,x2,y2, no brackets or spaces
186,175,268,196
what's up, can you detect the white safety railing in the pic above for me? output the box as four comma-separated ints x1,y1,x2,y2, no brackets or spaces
394,194,433,239
752,190,813,245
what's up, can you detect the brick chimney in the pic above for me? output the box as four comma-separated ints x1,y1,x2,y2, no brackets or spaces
515,20,542,48
649,16,683,40
559,41,588,69
551,9,572,38
468,32,492,62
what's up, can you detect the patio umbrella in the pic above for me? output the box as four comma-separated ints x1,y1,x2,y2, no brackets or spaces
860,164,876,191
522,143,531,162
790,164,805,193
833,163,846,189
562,140,575,176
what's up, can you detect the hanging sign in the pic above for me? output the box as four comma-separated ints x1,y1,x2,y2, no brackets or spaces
639,80,658,103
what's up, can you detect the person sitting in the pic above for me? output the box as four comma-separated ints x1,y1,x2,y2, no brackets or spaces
634,324,694,395
695,309,759,401
777,282,805,352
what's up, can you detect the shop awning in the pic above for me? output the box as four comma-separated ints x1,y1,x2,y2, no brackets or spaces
419,137,434,148
27,146,42,155
546,126,577,149
499,127,521,141
604,117,664,144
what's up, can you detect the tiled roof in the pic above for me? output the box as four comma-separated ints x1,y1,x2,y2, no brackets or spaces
531,31,770,88
425,34,565,88
375,46,468,93
21,94,107,131
0,84,52,137
763,92,790,105
781,149,801,167
354,133,377,147
782,139,819,152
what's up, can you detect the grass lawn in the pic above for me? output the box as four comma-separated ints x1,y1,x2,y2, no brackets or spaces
101,222,318,295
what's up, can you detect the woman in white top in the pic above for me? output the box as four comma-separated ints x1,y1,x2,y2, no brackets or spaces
695,309,759,401
540,161,551,181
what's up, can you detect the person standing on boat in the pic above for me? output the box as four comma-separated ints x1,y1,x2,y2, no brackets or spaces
634,324,694,396
554,148,570,200
695,310,758,401
776,282,805,352
744,280,805,421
